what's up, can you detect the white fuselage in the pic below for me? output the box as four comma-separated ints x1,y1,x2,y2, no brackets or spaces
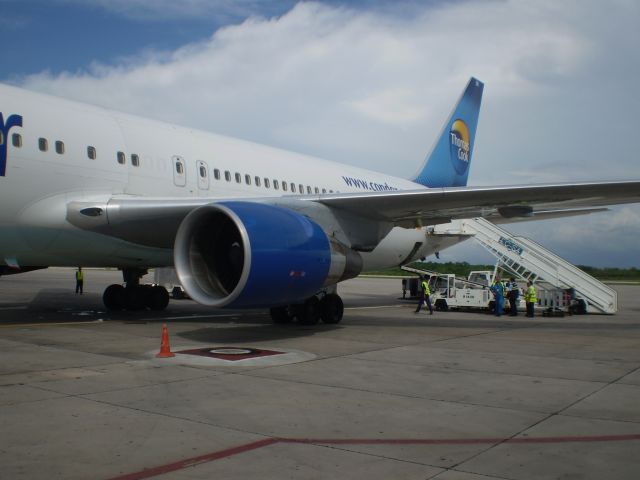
0,84,460,271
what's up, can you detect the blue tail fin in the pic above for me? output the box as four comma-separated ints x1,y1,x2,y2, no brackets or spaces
413,77,483,187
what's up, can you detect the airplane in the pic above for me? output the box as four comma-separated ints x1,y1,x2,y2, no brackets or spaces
0,78,638,324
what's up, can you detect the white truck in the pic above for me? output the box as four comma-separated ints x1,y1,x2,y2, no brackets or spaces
401,266,524,312
429,271,494,311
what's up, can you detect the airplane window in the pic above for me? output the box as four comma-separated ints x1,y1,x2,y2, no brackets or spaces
87,146,96,160
199,165,207,177
224,171,231,181
214,169,220,180
282,181,288,192
322,188,326,194
299,184,304,194
264,178,270,188
273,180,279,190
12,133,22,148
38,138,48,152
307,186,312,194
117,151,125,164
314,187,319,194
290,183,296,193
245,174,251,185
329,190,334,193
131,154,140,167
176,162,184,175
235,172,241,183
55,141,64,154
255,176,261,187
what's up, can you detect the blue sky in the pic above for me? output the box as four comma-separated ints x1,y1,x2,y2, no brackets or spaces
0,0,292,80
2,0,639,267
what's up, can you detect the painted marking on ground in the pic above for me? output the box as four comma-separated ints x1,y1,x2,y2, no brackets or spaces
0,319,104,328
177,346,285,361
147,346,316,366
108,433,640,480
345,305,405,310
107,438,277,480
134,313,240,322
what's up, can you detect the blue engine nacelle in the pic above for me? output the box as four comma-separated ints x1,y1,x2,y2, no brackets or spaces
173,202,362,308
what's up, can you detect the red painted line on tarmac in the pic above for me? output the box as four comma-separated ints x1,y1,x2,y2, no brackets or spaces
282,433,640,446
280,437,505,445
108,433,640,480
507,433,640,444
106,438,277,480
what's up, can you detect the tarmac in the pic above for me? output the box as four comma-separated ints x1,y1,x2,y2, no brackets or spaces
1,267,640,480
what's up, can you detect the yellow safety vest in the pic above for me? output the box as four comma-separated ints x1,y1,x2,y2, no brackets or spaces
76,270,84,281
421,281,430,295
525,285,537,302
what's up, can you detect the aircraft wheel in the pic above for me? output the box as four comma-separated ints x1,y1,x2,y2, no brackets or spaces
148,286,170,311
297,297,320,325
320,294,343,324
270,306,293,324
125,286,146,310
103,284,126,311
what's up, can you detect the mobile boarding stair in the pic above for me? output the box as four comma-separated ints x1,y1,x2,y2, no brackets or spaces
432,218,617,314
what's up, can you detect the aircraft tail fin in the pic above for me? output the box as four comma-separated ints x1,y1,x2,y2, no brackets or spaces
413,77,484,187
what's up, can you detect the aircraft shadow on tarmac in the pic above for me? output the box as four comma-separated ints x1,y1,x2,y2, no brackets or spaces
177,323,343,344
3,289,637,336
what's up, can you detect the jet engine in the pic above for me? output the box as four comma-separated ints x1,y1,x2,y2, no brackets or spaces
173,202,362,308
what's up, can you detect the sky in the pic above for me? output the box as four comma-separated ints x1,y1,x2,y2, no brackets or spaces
1,0,639,267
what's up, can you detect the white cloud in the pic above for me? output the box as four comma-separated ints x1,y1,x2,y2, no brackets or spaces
16,0,640,266
60,0,285,21
348,88,425,125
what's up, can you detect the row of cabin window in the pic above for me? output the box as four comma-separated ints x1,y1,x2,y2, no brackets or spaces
8,133,141,167
0,132,332,193
202,166,332,194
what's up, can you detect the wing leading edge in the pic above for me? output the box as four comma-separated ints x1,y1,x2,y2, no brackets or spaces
67,180,640,249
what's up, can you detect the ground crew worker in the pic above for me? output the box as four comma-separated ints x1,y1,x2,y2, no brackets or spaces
75,267,84,294
508,277,519,316
524,281,537,317
415,276,433,314
491,277,504,316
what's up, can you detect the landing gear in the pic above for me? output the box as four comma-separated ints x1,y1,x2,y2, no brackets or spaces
269,306,293,324
296,297,321,325
103,284,126,311
319,293,343,324
103,268,170,311
270,292,344,325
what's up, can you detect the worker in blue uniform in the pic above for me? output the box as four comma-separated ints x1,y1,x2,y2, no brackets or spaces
491,277,504,316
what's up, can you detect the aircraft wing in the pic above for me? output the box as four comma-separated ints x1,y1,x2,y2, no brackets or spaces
67,180,640,249
315,181,640,227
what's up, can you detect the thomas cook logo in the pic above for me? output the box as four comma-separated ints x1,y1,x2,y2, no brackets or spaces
449,119,470,175
0,112,23,177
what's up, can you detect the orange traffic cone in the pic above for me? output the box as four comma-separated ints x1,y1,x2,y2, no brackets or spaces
156,324,175,358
